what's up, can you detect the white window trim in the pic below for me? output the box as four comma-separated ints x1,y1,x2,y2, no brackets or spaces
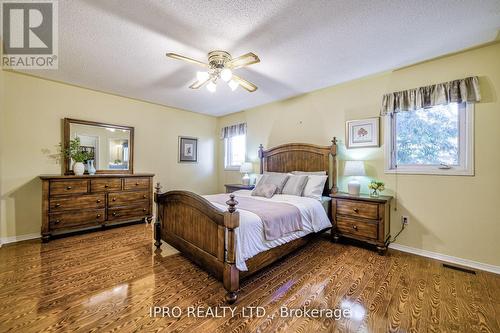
224,135,246,171
384,103,474,176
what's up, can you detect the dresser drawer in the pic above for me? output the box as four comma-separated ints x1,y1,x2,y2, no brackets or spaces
123,177,149,190
90,178,122,192
50,180,88,196
108,205,150,221
336,199,378,219
50,194,105,211
49,209,105,230
108,191,149,207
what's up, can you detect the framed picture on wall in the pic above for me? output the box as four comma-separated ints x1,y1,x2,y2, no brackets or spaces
178,136,198,163
345,117,380,148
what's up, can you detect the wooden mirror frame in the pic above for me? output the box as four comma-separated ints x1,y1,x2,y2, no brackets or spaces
63,118,135,175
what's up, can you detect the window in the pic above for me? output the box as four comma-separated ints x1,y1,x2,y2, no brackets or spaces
224,134,246,170
385,102,474,175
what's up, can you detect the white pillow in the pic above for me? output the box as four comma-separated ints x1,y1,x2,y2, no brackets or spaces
302,175,328,200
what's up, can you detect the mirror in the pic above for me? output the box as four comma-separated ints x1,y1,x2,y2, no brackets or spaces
64,118,134,174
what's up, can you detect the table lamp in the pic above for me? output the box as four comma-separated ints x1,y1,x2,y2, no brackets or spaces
240,162,253,185
344,160,366,196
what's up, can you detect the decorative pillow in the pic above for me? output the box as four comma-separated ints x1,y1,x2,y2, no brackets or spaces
281,175,309,196
252,183,278,198
302,175,328,200
255,174,264,186
292,171,327,176
255,172,286,186
260,173,289,194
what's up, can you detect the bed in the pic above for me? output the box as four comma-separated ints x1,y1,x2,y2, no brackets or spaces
153,138,338,303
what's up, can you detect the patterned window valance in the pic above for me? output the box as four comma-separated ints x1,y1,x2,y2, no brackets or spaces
220,122,247,139
381,76,481,115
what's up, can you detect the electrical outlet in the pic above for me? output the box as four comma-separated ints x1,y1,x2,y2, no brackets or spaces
401,216,409,225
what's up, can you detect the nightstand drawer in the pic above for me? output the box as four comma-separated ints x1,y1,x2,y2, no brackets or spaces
336,199,378,219
336,215,378,240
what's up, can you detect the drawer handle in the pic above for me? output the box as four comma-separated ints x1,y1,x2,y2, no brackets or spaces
55,203,61,207
104,184,109,188
54,219,60,224
96,199,101,203
142,208,147,212
352,225,358,231
97,214,101,218
135,182,139,186
66,186,72,190
143,195,147,199
112,212,118,217
353,208,359,213
112,198,116,201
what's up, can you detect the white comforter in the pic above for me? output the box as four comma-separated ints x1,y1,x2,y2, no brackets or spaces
204,190,331,271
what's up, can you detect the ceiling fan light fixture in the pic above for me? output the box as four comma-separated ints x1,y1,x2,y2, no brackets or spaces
167,50,259,92
228,79,239,91
206,80,217,93
196,71,210,81
220,68,232,82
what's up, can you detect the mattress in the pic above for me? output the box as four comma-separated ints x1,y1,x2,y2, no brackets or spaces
205,190,331,271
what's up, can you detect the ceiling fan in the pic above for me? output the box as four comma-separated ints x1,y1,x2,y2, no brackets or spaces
166,50,260,93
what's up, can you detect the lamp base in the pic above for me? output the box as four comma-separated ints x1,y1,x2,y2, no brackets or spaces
242,173,250,185
347,181,360,196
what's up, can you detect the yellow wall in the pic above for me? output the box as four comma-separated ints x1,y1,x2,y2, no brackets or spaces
0,71,218,239
217,43,500,266
2,43,499,267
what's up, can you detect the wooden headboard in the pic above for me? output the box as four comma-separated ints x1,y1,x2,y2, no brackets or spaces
258,138,338,195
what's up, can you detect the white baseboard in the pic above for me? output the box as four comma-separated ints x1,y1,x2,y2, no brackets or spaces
0,233,40,247
389,243,500,275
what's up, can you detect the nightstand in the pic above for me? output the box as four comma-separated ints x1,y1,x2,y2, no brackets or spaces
224,184,255,193
331,192,392,255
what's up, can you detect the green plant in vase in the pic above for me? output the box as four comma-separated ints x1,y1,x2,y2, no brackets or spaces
62,137,91,175
368,180,385,197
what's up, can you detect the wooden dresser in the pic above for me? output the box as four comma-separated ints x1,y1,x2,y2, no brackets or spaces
331,192,392,254
40,173,154,241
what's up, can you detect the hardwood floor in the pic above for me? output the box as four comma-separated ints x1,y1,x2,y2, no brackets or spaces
0,224,498,332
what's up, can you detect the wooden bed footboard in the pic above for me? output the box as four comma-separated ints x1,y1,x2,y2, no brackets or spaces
153,184,240,303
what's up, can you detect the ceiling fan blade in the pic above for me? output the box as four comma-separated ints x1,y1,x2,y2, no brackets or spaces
232,74,258,92
166,53,207,67
189,77,210,89
229,52,260,69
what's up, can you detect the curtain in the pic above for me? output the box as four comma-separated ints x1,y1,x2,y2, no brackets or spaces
381,76,481,115
220,122,247,139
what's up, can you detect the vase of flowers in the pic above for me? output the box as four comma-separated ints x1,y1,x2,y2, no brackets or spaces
62,137,92,176
368,180,385,197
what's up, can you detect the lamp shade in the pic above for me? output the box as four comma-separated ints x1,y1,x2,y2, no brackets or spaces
344,160,366,177
239,162,253,173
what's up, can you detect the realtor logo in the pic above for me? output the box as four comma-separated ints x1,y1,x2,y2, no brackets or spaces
1,0,58,69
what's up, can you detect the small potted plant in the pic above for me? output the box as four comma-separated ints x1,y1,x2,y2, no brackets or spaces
63,137,91,176
368,180,385,197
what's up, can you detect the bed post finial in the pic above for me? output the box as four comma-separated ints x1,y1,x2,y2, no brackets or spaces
226,194,238,213
154,182,162,249
258,144,264,174
330,138,338,195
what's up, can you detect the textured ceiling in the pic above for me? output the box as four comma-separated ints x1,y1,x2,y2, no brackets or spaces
23,0,500,116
